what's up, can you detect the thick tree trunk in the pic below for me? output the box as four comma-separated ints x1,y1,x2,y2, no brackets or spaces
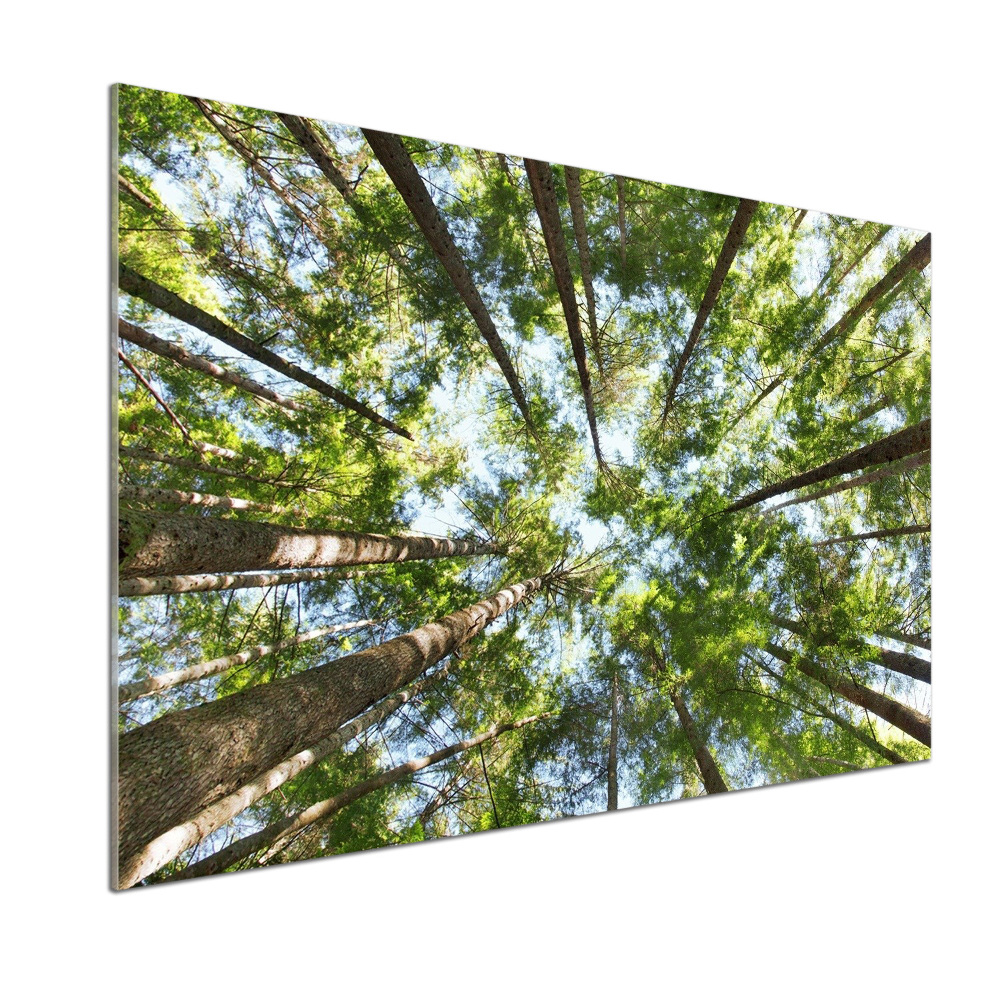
119,666,448,888
119,485,291,516
118,265,414,440
668,687,729,794
524,158,605,467
167,711,550,881
119,567,361,598
119,621,377,704
607,671,619,811
765,643,931,747
660,198,759,423
563,166,601,371
757,662,907,765
276,114,355,202
119,510,496,579
118,318,307,411
361,129,536,434
811,523,930,547
721,419,930,515
762,450,929,516
772,615,931,686
117,575,548,878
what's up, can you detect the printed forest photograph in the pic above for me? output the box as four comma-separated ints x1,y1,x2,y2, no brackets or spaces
114,82,931,890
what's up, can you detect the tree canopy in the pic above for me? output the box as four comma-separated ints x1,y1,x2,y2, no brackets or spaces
115,83,930,888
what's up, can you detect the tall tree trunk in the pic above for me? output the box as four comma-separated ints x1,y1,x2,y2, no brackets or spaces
761,450,929,516
119,485,292,516
119,621,377,704
118,319,307,412
746,233,930,413
117,575,549,878
563,166,602,372
660,198,759,423
791,208,808,232
189,97,327,242
361,129,536,434
721,419,930,515
668,687,729,794
811,523,930,547
118,265,414,440
756,662,908,765
765,643,931,747
119,510,496,579
607,671,619,811
166,711,549,882
119,445,310,490
616,175,628,288
772,615,931,686
119,567,362,598
877,628,930,652
524,158,605,468
119,666,448,888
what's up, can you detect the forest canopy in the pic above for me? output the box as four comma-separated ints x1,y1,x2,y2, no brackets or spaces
114,83,931,890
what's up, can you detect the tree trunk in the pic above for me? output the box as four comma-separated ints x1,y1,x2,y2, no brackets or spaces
119,620,377,704
167,711,550,881
757,662,907,765
119,567,363,598
119,485,291,516
772,615,931,686
118,265,413,440
660,198,759,423
765,643,931,747
119,510,496,579
119,666,448,888
761,450,929,516
607,671,619,811
811,523,930,547
668,687,729,794
791,208,808,232
276,114,355,202
361,129,536,434
117,575,548,878
563,166,601,372
746,232,930,413
877,628,930,652
118,318,306,412
721,419,930,515
524,158,605,467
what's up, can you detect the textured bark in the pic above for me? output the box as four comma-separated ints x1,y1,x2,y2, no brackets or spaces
747,232,930,412
766,643,931,747
118,265,413,440
119,666,447,888
117,576,546,873
361,129,535,433
168,711,549,881
119,621,376,704
762,450,930,516
118,318,306,411
119,567,360,598
772,615,931,686
607,671,619,811
276,114,355,201
564,166,601,371
119,485,291,516
758,663,907,765
524,158,604,467
660,198,759,423
668,688,729,794
119,510,496,579
118,173,159,212
811,523,930,547
877,628,930,652
722,419,930,515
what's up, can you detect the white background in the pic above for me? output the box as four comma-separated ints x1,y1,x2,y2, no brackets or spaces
2,3,995,995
